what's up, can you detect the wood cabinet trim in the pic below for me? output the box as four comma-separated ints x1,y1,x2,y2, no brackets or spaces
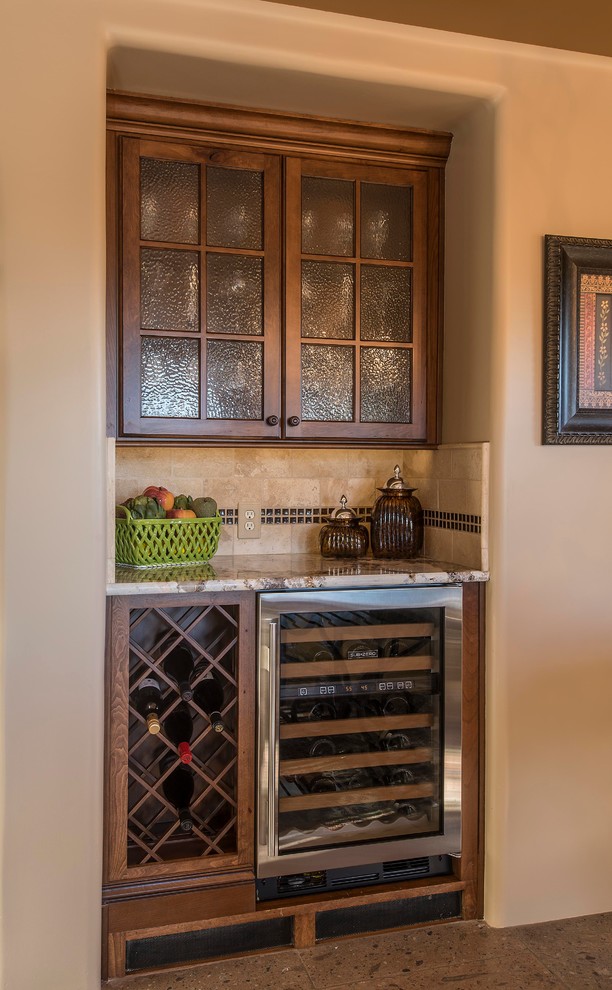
107,92,452,168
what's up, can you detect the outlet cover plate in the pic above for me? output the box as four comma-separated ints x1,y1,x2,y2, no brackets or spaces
238,502,261,539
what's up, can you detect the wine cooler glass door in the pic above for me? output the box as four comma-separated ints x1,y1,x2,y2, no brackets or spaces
257,587,462,877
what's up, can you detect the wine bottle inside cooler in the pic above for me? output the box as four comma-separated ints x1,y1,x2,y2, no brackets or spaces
383,637,426,658
386,766,426,786
193,671,225,733
163,703,193,763
163,644,194,701
290,699,337,722
309,773,338,794
382,728,430,750
382,694,411,716
284,643,337,662
137,676,163,735
161,756,195,833
359,696,383,718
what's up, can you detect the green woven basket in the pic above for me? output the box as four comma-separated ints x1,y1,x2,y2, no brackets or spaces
115,505,222,567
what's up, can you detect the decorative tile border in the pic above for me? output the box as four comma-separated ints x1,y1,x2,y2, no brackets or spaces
423,509,481,534
218,507,481,534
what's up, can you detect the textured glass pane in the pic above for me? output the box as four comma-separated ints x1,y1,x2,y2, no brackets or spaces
360,347,412,423
140,158,199,244
301,261,355,339
141,336,199,418
206,167,263,249
301,344,354,421
361,182,411,261
361,266,412,342
206,340,263,419
141,249,199,332
302,176,354,257
206,254,263,335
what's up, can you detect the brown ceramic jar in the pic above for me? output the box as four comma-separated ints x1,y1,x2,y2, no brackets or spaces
319,496,369,558
370,465,423,559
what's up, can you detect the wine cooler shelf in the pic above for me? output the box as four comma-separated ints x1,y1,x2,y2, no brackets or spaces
124,602,240,867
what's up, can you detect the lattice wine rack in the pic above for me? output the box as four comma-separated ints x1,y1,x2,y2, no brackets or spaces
128,602,238,864
104,593,254,889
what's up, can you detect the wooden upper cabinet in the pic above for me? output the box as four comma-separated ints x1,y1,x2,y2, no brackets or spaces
108,94,451,444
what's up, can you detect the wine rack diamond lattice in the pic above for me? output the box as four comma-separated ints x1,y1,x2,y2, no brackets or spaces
127,603,239,866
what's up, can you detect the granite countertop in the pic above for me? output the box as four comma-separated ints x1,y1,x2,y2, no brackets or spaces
108,553,489,595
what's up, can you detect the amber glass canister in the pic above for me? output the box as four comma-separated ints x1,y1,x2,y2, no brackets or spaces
319,495,369,558
370,466,423,559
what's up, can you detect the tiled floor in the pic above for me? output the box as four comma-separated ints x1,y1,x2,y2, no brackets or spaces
108,912,612,989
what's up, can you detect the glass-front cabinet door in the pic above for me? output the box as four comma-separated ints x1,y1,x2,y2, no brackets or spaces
120,138,281,439
284,158,435,442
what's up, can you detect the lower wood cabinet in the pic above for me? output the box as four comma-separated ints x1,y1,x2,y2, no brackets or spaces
103,584,484,980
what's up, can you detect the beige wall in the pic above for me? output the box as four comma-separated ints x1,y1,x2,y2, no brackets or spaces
4,1,612,987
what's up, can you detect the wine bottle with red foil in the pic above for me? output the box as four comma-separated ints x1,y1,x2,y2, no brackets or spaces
161,756,195,833
163,644,194,701
193,672,225,733
163,703,193,763
137,676,163,735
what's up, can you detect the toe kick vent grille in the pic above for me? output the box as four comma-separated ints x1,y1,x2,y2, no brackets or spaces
315,891,461,941
126,916,293,973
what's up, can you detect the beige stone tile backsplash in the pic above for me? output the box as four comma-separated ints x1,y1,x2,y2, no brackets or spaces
114,442,489,567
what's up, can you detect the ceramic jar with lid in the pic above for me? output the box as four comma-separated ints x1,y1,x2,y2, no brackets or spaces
370,465,423,559
319,495,369,558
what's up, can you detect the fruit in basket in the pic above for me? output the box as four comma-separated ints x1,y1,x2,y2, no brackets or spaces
173,494,194,511
128,495,166,519
192,496,218,518
166,508,197,519
143,486,175,511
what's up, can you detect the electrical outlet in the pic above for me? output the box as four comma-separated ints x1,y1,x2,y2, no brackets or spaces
237,502,261,539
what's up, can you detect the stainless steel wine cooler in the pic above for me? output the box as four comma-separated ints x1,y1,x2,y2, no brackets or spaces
256,586,462,899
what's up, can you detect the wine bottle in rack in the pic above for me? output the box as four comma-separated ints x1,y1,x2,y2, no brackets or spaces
137,676,163,735
382,728,430,750
161,756,195,833
284,643,337,662
380,729,413,751
359,697,383,718
308,736,338,757
383,637,426,657
386,766,425,786
291,699,337,722
163,644,194,701
309,773,338,794
193,671,225,733
382,694,411,716
163,703,193,763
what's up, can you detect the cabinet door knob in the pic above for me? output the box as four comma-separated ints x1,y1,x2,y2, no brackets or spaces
266,415,279,426
287,416,301,427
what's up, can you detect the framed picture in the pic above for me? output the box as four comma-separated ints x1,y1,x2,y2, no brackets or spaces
543,234,612,443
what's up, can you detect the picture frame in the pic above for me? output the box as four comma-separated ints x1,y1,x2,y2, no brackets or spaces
543,234,612,444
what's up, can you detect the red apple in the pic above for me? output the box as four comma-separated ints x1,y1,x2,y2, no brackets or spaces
143,485,174,511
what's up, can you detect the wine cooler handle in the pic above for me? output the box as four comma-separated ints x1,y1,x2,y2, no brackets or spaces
267,619,279,859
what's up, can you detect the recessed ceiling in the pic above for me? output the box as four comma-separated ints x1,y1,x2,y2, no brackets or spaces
107,46,483,132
